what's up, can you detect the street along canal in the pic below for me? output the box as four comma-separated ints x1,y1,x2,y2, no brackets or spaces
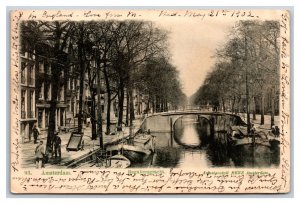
131,115,280,168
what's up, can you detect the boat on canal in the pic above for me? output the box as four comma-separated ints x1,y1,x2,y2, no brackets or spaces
106,134,155,163
229,125,280,148
109,154,131,168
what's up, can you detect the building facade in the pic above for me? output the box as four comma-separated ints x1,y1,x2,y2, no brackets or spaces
20,50,36,143
19,43,150,142
35,52,68,134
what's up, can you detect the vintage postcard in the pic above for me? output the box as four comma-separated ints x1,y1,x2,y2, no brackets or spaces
10,9,291,193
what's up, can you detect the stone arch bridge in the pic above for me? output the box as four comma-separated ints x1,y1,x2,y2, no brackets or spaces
139,111,247,134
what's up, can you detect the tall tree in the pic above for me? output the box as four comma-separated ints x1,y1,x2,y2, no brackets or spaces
192,20,280,129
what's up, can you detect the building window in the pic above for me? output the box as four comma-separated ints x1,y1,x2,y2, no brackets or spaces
39,62,44,73
21,90,26,119
48,63,52,75
45,110,49,128
45,62,51,75
67,78,71,90
71,100,75,115
28,65,34,85
39,83,44,100
46,84,52,101
45,85,49,101
67,100,71,112
20,123,26,139
21,62,26,84
38,109,43,128
60,86,64,101
29,90,34,118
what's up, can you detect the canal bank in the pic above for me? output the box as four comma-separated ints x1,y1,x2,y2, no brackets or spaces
21,118,143,169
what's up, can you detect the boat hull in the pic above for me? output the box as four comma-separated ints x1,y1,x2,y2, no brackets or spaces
109,154,131,168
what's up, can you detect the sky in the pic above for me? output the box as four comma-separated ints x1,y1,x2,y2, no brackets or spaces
156,18,235,97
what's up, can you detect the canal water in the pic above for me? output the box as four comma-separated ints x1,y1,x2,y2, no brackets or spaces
132,115,279,168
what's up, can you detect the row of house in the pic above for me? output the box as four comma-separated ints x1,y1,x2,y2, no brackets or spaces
19,46,150,143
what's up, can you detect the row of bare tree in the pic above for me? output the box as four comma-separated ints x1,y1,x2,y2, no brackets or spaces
21,20,186,151
192,20,280,128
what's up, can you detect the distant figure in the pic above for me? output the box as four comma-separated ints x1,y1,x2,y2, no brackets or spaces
271,125,280,137
250,124,256,134
52,133,62,161
32,124,40,144
34,141,45,169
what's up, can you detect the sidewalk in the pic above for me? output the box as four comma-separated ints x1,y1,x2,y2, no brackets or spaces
21,118,143,169
237,113,279,129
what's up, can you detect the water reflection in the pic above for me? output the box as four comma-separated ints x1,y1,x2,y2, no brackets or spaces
175,122,201,146
230,144,280,168
132,115,279,168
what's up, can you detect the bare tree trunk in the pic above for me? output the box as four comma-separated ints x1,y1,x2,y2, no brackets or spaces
235,97,240,114
103,64,111,134
46,68,60,154
152,99,155,114
231,96,236,113
129,88,135,126
125,90,129,126
44,22,72,155
96,64,103,149
117,82,125,130
91,94,97,140
260,94,265,125
165,100,168,112
158,97,162,112
252,97,256,120
147,99,150,114
77,26,84,133
271,93,275,128
155,96,158,112
46,29,63,153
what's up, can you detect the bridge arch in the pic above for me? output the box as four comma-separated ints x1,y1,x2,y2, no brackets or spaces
139,111,247,134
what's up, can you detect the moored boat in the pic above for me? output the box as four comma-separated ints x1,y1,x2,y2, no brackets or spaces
109,154,131,168
106,134,154,163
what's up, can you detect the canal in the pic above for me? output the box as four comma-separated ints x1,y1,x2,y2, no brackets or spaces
132,115,279,168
